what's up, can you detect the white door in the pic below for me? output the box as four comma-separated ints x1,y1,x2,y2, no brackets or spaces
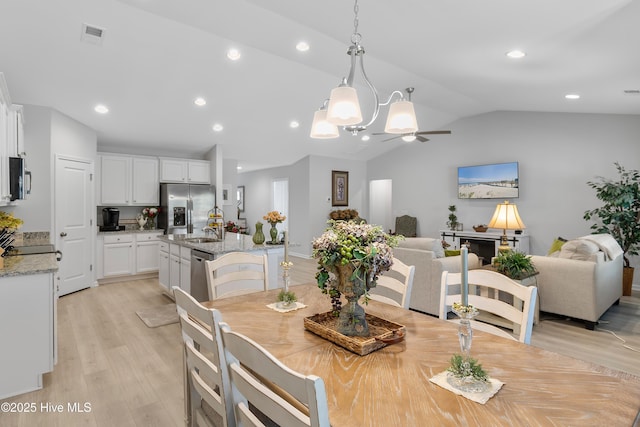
55,156,94,296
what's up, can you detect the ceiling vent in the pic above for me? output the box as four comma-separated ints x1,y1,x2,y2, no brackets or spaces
623,89,640,95
81,23,105,45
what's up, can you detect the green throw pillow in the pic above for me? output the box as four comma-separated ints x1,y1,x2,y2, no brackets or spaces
445,249,461,257
547,237,568,255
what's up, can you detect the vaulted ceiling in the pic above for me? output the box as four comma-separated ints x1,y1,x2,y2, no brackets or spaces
1,0,638,171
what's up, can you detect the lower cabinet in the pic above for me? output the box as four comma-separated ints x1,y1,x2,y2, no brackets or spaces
99,232,163,280
158,242,191,296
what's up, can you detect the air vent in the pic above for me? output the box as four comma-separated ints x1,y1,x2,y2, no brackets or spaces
623,89,640,95
81,23,106,45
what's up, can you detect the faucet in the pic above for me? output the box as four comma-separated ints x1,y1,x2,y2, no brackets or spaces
202,225,224,240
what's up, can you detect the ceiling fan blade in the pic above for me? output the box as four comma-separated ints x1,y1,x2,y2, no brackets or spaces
382,136,401,142
416,135,430,142
415,130,451,136
371,132,388,136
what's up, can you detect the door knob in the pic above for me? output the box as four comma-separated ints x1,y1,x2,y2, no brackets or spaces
60,232,67,237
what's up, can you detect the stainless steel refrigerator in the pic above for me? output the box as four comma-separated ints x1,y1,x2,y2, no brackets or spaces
158,183,215,234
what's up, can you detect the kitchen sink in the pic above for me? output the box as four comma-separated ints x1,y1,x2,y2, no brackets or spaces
184,237,221,243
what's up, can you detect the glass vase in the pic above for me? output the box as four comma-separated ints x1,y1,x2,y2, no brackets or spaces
269,222,279,244
146,217,155,230
252,222,265,245
447,305,489,393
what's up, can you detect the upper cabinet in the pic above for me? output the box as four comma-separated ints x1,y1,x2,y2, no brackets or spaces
159,157,210,184
98,154,159,206
0,73,24,206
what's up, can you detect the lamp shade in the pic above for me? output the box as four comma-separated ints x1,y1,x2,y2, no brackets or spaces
310,109,339,139
384,100,418,134
488,201,526,230
326,86,362,126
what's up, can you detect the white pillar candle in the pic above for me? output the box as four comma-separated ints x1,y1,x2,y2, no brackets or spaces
461,246,469,306
284,230,289,262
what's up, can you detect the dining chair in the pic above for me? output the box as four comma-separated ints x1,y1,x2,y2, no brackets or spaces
219,324,331,427
367,257,416,309
439,269,538,344
173,286,235,427
394,215,417,237
205,252,269,300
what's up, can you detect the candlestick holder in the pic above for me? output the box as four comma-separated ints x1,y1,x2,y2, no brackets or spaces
276,260,296,309
447,303,490,393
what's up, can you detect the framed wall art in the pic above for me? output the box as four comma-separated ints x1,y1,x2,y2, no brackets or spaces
237,185,245,212
332,170,349,206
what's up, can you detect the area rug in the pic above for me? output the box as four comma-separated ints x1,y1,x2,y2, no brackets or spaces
136,303,179,328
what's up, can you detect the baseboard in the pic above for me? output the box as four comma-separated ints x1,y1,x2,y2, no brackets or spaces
98,272,158,285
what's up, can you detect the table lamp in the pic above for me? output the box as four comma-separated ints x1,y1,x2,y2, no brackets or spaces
487,200,526,253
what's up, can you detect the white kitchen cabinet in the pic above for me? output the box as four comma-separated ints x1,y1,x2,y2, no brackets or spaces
170,253,181,290
135,232,162,273
98,153,159,206
180,246,191,294
103,233,134,277
158,241,170,292
159,157,210,184
0,272,56,399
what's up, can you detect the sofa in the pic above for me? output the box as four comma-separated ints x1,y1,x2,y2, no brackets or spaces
530,234,623,330
393,237,481,315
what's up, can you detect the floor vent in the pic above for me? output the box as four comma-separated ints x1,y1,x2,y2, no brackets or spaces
81,23,106,45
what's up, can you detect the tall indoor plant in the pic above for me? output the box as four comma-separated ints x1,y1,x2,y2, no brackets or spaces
583,162,640,296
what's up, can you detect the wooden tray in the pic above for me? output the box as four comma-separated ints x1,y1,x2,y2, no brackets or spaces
303,312,406,356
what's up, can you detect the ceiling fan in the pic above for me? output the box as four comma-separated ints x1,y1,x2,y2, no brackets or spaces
373,130,452,143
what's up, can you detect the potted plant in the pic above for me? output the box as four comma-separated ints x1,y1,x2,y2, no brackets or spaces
583,162,640,296
447,205,459,231
494,250,536,280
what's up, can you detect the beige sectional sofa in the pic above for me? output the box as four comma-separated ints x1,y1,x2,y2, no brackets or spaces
393,237,481,315
530,234,623,330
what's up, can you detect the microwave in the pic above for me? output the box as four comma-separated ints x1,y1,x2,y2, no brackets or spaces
9,157,31,201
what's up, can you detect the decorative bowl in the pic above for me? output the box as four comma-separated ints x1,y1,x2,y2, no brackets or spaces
473,225,488,232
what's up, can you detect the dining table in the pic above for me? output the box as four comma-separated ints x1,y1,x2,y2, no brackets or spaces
203,283,640,427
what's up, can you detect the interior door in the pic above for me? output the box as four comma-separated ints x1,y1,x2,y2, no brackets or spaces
55,156,94,296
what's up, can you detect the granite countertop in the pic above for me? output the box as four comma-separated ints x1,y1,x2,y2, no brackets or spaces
161,232,286,256
0,253,58,278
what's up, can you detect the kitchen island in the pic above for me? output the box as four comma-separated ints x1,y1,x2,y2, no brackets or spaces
0,250,58,399
158,232,287,301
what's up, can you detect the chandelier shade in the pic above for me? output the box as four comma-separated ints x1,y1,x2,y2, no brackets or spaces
310,109,340,139
326,86,363,126
384,100,418,134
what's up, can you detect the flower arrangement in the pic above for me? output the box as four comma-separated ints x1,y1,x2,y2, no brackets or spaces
0,211,23,230
329,209,360,220
312,220,402,314
225,221,239,232
263,211,286,224
142,207,159,219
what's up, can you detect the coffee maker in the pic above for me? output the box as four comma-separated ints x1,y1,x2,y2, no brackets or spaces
100,207,124,231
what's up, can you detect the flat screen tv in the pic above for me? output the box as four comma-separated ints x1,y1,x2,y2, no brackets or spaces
458,162,519,199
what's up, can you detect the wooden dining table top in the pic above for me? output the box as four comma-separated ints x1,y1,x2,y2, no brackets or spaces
203,283,640,427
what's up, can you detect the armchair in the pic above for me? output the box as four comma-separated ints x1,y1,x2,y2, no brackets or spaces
393,237,480,315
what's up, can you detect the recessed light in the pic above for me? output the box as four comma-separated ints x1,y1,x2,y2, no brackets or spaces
237,165,243,170
361,135,370,141
94,104,109,114
194,97,206,106
290,121,300,129
565,94,581,100
506,50,526,59
227,48,241,60
212,124,224,132
296,41,310,52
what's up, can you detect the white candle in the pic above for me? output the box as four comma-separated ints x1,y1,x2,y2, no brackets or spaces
461,246,469,306
284,230,289,262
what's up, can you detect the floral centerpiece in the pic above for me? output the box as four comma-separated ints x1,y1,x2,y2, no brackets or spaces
312,220,402,336
225,221,239,233
0,211,24,230
142,207,159,230
263,211,286,244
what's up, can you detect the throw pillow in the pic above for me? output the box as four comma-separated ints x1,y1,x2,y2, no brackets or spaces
547,236,568,255
557,239,600,261
445,249,461,257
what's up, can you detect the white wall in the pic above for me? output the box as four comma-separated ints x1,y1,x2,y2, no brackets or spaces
367,111,640,271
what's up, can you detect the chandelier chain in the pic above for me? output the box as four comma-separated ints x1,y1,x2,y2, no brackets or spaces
351,0,361,44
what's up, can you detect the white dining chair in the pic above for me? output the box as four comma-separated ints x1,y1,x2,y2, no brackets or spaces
205,252,269,300
439,269,537,344
367,257,415,309
173,287,235,427
219,324,331,427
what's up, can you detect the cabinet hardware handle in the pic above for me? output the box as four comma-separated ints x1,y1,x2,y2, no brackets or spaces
60,232,67,237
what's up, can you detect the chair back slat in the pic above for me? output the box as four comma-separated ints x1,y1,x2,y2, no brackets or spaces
368,257,415,309
205,252,269,300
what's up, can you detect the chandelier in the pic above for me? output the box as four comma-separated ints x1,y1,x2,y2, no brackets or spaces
310,0,419,139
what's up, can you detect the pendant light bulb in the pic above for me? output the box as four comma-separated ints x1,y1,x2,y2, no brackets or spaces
310,109,339,139
326,86,363,126
385,100,418,134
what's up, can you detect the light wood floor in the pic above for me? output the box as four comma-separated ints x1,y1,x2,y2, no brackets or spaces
2,256,639,426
